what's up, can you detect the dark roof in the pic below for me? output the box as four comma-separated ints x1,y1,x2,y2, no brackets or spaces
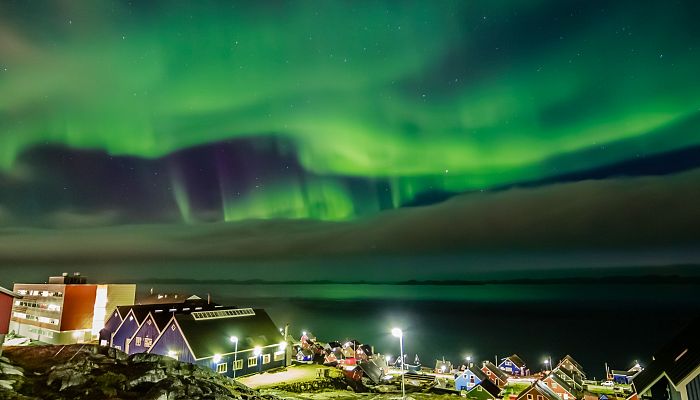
137,293,207,305
560,355,584,373
547,372,575,394
468,366,489,382
505,354,526,368
518,381,560,400
633,317,700,393
0,286,20,298
174,308,284,359
116,302,222,325
483,361,510,381
554,365,584,386
471,377,502,397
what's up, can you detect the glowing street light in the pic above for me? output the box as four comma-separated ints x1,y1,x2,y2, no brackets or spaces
466,355,472,366
391,327,405,400
213,354,222,364
254,346,262,373
230,336,239,379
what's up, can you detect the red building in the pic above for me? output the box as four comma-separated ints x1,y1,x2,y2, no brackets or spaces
482,360,510,388
0,285,21,356
517,381,562,400
543,372,579,400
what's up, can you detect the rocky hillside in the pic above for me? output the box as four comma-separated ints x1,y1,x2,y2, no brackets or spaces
0,345,278,400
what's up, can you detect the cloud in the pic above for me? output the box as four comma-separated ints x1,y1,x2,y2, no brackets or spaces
0,169,698,267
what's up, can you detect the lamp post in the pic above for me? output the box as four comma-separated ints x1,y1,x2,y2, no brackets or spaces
466,355,472,368
391,327,405,400
544,358,550,373
254,346,262,374
230,336,238,379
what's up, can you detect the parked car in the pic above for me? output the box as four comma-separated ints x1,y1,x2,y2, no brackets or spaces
601,381,615,387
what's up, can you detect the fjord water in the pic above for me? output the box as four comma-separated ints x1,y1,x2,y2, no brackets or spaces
143,282,700,378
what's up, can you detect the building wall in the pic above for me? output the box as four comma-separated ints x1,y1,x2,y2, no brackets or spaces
100,310,123,346
518,386,549,400
93,285,135,337
11,283,66,337
112,314,139,351
543,377,574,400
481,366,506,387
687,373,700,400
128,315,160,355
148,320,196,364
61,285,97,331
456,369,483,391
500,359,523,375
0,294,13,334
196,345,286,378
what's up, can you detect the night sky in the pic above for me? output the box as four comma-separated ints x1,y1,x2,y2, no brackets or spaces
1,0,700,277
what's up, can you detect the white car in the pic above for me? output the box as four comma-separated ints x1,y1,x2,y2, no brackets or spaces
601,381,615,387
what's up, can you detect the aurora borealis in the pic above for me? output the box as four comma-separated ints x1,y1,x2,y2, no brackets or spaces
1,0,700,274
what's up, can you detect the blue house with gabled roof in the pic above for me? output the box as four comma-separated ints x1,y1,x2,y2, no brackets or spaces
499,354,529,376
455,366,488,391
102,299,220,351
126,311,173,354
111,308,150,351
148,307,287,377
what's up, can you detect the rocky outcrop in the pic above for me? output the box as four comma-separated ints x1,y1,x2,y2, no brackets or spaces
1,345,277,400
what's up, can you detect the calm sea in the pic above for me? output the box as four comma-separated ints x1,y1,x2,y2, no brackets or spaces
139,283,700,379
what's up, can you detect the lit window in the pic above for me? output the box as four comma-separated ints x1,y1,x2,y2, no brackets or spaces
274,351,285,361
248,357,258,367
262,354,271,364
144,338,153,348
234,359,243,370
135,337,142,346
216,363,227,373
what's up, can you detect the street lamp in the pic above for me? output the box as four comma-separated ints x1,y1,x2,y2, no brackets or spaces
544,358,550,373
391,327,405,400
254,346,262,373
467,355,472,366
230,336,238,379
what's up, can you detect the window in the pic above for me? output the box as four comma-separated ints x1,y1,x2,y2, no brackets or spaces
248,357,258,367
527,395,533,400
477,386,483,391
486,370,491,375
135,337,142,346
216,363,227,373
470,375,475,383
144,338,153,348
262,354,271,364
537,396,543,400
274,351,285,361
234,359,243,370
115,345,122,351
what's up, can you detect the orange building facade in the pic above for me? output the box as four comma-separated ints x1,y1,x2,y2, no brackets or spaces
9,273,135,344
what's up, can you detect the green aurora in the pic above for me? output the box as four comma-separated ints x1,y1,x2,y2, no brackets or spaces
2,0,700,222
